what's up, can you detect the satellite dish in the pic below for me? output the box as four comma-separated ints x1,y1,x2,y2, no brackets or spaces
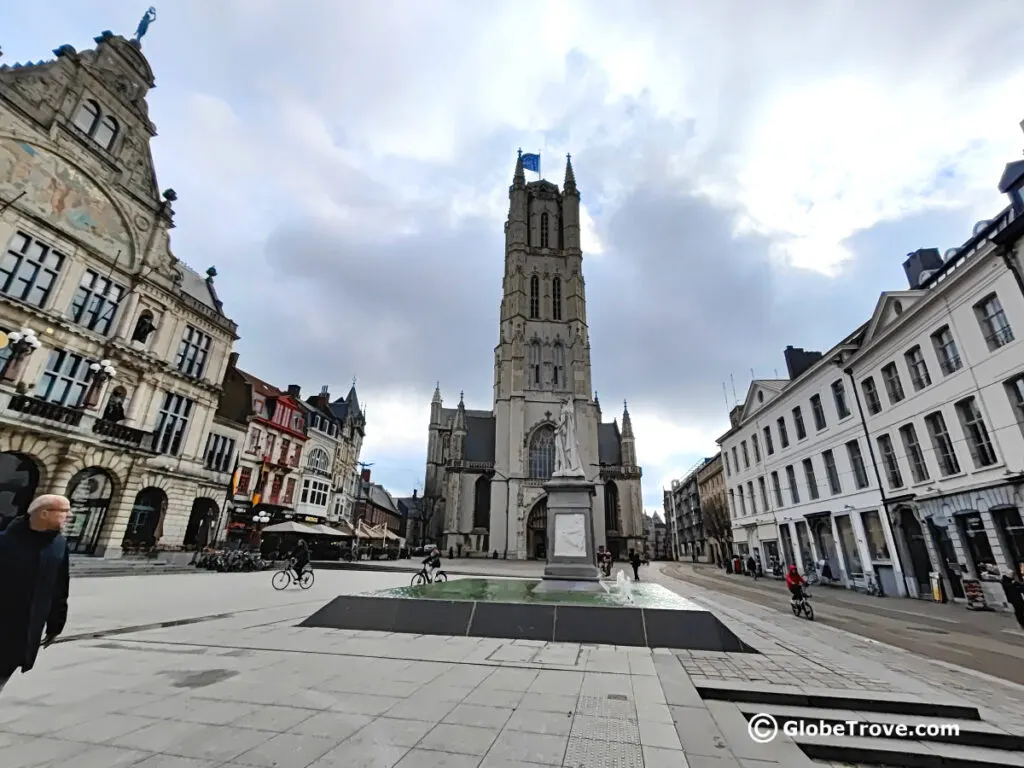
972,220,990,236
917,269,937,284
943,248,959,260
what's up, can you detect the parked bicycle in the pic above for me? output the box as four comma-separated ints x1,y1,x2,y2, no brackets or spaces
791,590,814,620
272,559,314,590
411,566,447,586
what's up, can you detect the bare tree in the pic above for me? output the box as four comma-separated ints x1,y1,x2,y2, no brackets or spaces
701,495,732,560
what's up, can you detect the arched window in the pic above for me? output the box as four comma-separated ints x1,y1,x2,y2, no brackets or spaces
529,427,555,479
540,212,550,248
306,447,330,473
131,310,156,344
93,115,119,150
551,276,562,320
552,343,565,388
473,475,491,529
604,481,620,533
529,341,542,386
529,275,540,318
73,100,100,135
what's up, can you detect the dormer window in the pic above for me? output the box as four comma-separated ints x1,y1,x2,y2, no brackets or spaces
72,99,119,150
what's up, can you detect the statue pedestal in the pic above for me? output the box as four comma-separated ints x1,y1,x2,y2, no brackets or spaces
534,476,604,593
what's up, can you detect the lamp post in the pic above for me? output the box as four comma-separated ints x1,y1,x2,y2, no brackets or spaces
0,327,41,382
84,358,116,408
252,510,271,550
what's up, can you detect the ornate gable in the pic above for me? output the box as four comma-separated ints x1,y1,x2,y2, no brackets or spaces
863,290,926,345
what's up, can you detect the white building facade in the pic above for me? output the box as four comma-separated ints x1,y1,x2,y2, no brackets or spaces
720,153,1024,606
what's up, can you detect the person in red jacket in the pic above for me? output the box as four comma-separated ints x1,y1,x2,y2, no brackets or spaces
786,564,807,602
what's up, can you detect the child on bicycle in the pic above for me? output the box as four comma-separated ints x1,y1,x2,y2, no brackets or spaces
786,564,807,602
423,546,441,582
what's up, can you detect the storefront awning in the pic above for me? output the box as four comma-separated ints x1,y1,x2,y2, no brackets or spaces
262,521,320,535
309,523,348,537
803,510,832,520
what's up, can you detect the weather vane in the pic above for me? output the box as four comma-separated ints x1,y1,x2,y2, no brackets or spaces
133,7,157,44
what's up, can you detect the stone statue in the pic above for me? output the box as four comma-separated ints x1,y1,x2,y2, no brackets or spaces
553,397,584,477
134,7,157,42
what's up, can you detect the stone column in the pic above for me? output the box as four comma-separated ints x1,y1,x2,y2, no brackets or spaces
47,445,82,497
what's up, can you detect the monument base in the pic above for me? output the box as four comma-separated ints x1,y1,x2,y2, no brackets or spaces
539,475,602,590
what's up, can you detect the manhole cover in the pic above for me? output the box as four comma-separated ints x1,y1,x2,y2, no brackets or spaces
607,694,628,701
906,626,949,635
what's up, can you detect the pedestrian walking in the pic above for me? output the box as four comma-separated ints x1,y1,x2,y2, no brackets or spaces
0,494,71,696
629,548,642,582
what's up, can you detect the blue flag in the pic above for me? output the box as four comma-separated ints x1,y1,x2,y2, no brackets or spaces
521,153,540,173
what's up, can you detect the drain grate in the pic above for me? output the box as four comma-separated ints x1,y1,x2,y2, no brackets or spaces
607,694,628,701
905,626,950,635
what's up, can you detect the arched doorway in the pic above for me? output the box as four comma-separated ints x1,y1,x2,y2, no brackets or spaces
527,498,547,560
0,452,40,531
123,487,168,550
604,481,621,559
66,468,114,555
183,498,220,551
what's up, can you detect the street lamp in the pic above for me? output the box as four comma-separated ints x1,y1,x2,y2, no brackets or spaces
1,327,41,382
6,327,42,354
88,358,116,380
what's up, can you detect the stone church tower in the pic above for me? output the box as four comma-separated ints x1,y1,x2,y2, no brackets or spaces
423,153,644,560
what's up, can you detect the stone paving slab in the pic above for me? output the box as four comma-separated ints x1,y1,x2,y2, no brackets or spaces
3,567,1023,767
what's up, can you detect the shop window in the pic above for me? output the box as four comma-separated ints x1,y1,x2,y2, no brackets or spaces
957,512,996,574
994,508,1024,564
836,515,863,576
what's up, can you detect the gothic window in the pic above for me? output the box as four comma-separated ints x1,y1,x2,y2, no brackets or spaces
473,475,491,529
529,427,556,479
540,212,550,248
552,343,565,388
551,276,562,320
529,275,540,318
73,100,100,134
93,115,119,150
604,481,620,533
529,341,542,386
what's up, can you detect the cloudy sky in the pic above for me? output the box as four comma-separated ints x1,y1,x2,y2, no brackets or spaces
4,1,1023,514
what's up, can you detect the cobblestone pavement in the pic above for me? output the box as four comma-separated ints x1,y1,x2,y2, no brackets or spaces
1,567,1021,767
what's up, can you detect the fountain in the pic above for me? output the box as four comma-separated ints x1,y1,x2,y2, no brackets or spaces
300,400,756,652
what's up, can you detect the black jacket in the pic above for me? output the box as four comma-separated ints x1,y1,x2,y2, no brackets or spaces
0,516,70,674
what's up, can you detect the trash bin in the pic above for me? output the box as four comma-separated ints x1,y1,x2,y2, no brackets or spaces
929,571,944,602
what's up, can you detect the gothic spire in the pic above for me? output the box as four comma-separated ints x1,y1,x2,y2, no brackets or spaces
622,399,634,438
513,148,526,188
432,381,442,404
453,391,467,432
563,153,577,195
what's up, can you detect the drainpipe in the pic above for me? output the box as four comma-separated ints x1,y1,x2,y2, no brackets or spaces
998,246,1024,300
844,362,906,596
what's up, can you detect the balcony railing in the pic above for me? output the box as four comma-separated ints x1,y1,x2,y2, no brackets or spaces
92,418,152,448
7,395,84,427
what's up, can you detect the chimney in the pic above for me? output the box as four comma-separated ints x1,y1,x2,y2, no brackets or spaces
728,405,743,428
360,468,371,482
316,384,330,409
412,489,418,499
287,384,301,398
783,345,823,379
902,248,943,289
227,351,239,370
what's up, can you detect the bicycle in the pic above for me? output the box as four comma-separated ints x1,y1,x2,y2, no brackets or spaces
791,590,814,620
411,566,447,586
272,561,314,590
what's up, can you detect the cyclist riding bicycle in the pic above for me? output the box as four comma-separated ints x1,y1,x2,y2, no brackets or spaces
291,540,310,582
422,546,441,582
786,564,807,603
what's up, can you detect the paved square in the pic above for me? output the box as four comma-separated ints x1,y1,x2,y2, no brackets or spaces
1,564,1021,767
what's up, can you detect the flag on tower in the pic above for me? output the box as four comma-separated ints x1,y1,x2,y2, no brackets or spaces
521,153,540,173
